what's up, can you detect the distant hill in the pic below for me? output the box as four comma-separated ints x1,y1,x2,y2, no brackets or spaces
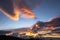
0,30,11,35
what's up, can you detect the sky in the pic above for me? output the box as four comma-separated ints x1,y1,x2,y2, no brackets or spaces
0,0,60,30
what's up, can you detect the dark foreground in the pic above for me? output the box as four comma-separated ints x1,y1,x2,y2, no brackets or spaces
0,35,60,40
